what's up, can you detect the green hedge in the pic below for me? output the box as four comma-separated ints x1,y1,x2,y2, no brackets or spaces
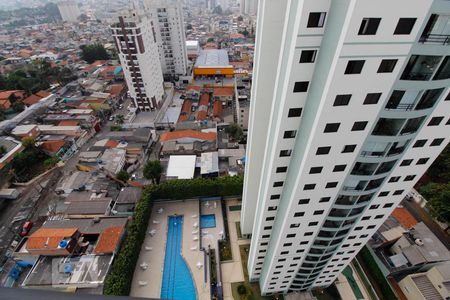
359,247,397,300
103,175,243,296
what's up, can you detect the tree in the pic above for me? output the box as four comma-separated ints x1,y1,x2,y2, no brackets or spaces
0,146,7,156
186,24,193,30
420,182,450,225
21,137,36,150
239,29,249,37
11,101,25,113
143,160,163,184
207,37,215,43
237,16,243,22
116,170,130,182
80,44,110,64
115,114,124,125
0,109,5,121
225,123,243,141
426,144,450,184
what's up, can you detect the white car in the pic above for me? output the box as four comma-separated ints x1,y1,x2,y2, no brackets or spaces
109,116,114,121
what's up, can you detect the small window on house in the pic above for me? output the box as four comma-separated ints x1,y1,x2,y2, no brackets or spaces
377,59,398,73
324,123,340,133
428,116,444,126
309,166,323,174
342,144,357,153
333,165,346,172
276,166,288,173
300,50,317,63
345,60,365,74
283,130,297,139
293,81,309,93
316,146,331,155
333,94,351,106
288,108,302,117
430,138,444,146
363,93,382,105
307,12,326,28
358,18,381,35
352,121,368,131
394,18,416,35
416,158,429,165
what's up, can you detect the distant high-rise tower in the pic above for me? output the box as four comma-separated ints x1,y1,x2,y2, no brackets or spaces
242,0,450,296
111,13,164,111
57,0,81,22
144,0,188,79
243,0,257,15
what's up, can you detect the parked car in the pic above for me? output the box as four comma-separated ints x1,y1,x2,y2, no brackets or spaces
180,94,186,99
109,115,115,121
20,221,33,236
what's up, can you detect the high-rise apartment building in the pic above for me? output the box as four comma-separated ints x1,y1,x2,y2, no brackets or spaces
57,0,81,23
111,13,164,111
144,0,188,78
241,0,450,295
240,0,258,15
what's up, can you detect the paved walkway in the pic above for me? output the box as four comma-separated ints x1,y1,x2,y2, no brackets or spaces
221,199,250,300
336,264,371,300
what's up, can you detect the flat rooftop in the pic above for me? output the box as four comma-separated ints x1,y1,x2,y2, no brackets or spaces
195,49,230,67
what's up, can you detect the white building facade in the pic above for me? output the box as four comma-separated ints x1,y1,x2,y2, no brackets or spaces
111,14,164,111
57,0,81,23
144,0,188,78
241,0,450,295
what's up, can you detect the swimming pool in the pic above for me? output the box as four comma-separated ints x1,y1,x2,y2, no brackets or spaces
200,214,216,228
160,216,196,300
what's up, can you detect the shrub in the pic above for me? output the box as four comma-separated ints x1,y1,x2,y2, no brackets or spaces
103,175,244,296
237,284,247,295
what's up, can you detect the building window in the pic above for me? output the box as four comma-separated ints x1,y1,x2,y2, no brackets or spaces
309,167,323,174
430,138,444,146
370,204,380,210
280,150,292,157
379,191,389,197
383,203,394,208
298,199,310,205
416,158,429,165
401,55,442,81
307,12,326,28
270,194,280,200
313,210,324,215
393,189,404,195
334,94,351,106
394,18,416,35
294,212,305,217
316,146,331,155
266,217,275,221
345,60,365,74
342,144,357,153
304,232,313,236
400,159,413,166
309,221,318,226
358,18,381,35
276,166,288,173
363,93,382,105
326,182,338,188
268,206,278,211
283,130,297,139
389,176,400,183
288,108,302,117
324,123,340,133
362,216,370,220
319,197,331,203
304,184,316,190
300,50,317,63
375,215,384,219
333,165,346,172
413,140,427,148
352,121,368,131
404,175,416,181
290,223,300,228
273,181,284,187
293,81,309,92
428,116,444,126
378,59,398,73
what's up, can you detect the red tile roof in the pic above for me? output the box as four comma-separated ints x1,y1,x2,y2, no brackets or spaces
197,110,208,121
199,93,210,106
213,101,223,120
27,228,77,250
213,87,234,97
94,226,124,254
391,207,418,229
41,140,65,154
58,120,79,126
36,90,51,98
160,130,216,142
0,90,25,100
105,140,119,148
23,94,41,107
109,84,124,97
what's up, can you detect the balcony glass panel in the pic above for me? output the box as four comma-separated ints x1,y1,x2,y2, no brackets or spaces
335,195,358,206
365,177,386,191
433,56,450,80
351,162,378,176
420,14,450,45
343,179,367,191
375,160,397,175
400,55,442,80
415,88,444,110
400,116,426,135
357,193,375,204
387,140,410,156
372,118,405,136
361,141,390,157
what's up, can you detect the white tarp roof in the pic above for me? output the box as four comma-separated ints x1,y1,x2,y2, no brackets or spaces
167,155,196,179
200,152,219,174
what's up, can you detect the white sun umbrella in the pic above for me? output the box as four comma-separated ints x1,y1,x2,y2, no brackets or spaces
193,236,198,241
205,201,210,208
193,222,198,228
149,229,156,236
196,262,203,269
192,229,199,234
140,262,149,270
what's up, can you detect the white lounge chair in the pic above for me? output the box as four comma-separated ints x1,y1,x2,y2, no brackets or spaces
140,262,149,270
157,208,163,214
153,220,160,224
192,229,199,234
191,246,198,250
193,236,198,241
193,222,198,228
145,246,153,251
149,229,156,236
196,262,203,269
192,214,198,218
138,281,147,286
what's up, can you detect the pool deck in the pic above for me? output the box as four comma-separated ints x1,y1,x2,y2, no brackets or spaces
221,198,251,300
130,198,224,300
335,263,371,300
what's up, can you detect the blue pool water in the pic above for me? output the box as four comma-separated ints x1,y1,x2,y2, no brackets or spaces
160,216,196,300
200,214,216,228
